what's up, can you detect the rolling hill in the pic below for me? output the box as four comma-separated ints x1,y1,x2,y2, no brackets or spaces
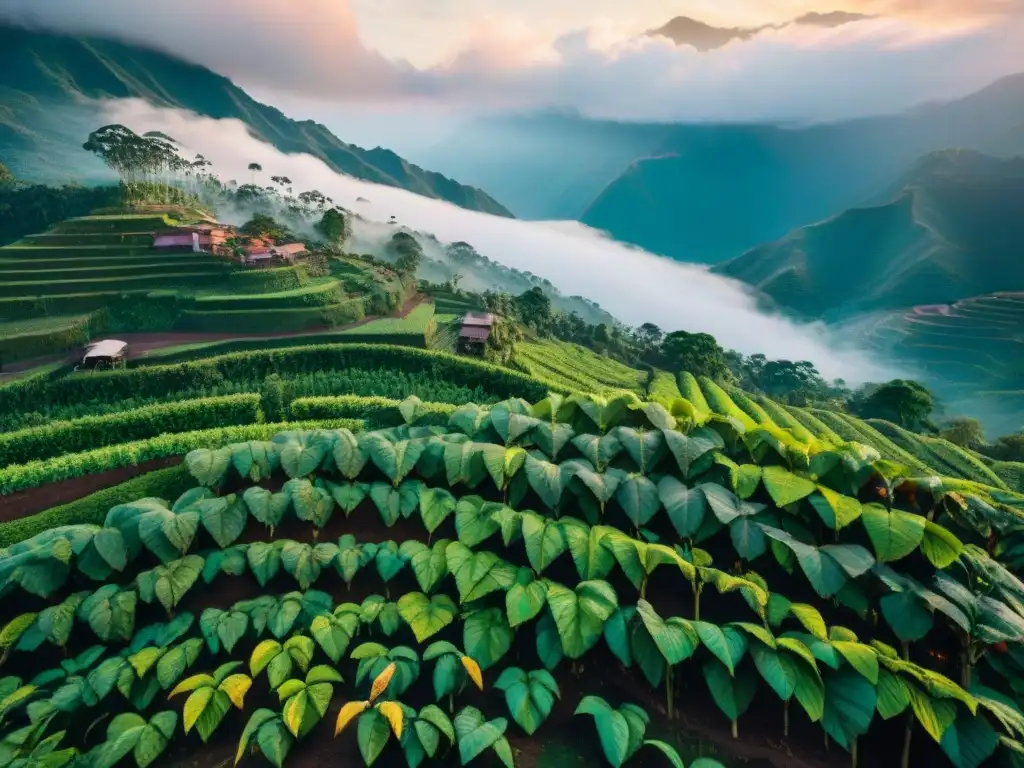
711,150,1024,319
0,23,512,217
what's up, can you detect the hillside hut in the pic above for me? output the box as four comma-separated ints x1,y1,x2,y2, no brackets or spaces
273,243,308,262
77,339,127,370
458,312,495,355
154,225,229,252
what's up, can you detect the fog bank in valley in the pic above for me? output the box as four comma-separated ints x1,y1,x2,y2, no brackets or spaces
99,98,896,384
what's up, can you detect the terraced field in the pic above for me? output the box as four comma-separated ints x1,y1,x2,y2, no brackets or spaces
857,292,1024,425
515,339,648,394
4,341,1024,768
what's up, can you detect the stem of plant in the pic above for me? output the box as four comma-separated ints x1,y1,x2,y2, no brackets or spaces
783,699,790,738
449,693,455,714
851,739,858,768
666,667,673,720
731,719,738,740
900,710,913,768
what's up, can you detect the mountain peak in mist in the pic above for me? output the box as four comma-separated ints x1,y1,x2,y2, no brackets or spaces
648,10,876,51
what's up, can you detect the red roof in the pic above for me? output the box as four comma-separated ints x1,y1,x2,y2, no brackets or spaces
245,244,272,254
275,243,307,255
459,326,490,341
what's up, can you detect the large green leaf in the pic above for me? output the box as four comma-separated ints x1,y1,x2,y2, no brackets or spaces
636,600,698,666
368,482,422,527
564,522,615,582
446,543,517,603
494,667,559,736
702,659,756,722
615,475,660,529
138,507,198,563
242,487,289,532
574,696,634,768
750,644,799,700
821,668,878,750
694,621,748,675
535,611,563,671
197,495,247,549
332,428,368,479
521,513,569,574
463,608,513,671
398,593,459,643
761,527,857,598
275,431,331,479
663,427,724,478
310,607,359,663
280,541,338,591
861,504,926,563
419,487,457,534
506,570,548,628
762,466,816,507
921,520,964,569
454,706,512,768
455,496,502,547
939,707,1000,768
79,585,136,642
246,542,283,588
237,709,293,768
90,710,178,768
279,671,338,739
199,608,248,655
229,441,278,483
184,447,231,487
283,478,335,530
545,580,618,659
524,453,564,509
400,539,450,593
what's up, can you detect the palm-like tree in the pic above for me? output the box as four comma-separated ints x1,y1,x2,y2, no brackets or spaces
247,162,262,184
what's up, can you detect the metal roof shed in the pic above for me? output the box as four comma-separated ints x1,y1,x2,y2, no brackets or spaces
84,340,128,359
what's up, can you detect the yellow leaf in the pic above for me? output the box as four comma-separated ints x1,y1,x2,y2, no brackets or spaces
377,701,404,739
218,674,252,709
183,688,214,734
169,674,214,699
369,662,396,703
334,701,369,736
461,656,484,691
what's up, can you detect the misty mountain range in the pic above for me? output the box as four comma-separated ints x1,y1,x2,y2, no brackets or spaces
0,23,512,217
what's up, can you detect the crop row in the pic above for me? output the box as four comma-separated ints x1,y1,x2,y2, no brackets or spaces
0,394,262,466
0,271,231,299
0,419,362,497
175,299,367,334
0,343,553,416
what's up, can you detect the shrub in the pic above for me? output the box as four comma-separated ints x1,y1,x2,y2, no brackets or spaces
290,394,456,428
0,311,108,362
260,375,295,422
0,393,262,466
7,345,550,413
191,279,346,310
176,305,343,333
227,265,309,294
0,418,362,495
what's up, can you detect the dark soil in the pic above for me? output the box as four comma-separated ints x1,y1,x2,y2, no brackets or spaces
0,456,183,521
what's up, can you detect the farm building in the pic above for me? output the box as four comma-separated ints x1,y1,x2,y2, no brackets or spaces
273,243,308,261
458,311,495,354
153,225,229,252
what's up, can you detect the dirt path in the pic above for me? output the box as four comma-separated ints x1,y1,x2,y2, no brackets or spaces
0,294,426,376
0,456,183,522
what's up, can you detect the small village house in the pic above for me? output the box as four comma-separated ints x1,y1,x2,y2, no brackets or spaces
458,311,495,355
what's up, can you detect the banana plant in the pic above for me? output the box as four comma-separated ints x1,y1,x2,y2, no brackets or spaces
574,696,685,768
422,641,484,712
494,667,559,735
276,664,343,738
352,643,420,699
335,663,408,766
87,711,178,768
169,661,252,742
250,636,315,690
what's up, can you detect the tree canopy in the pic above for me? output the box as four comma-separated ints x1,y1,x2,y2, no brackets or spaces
315,208,350,246
854,379,936,432
660,330,733,383
388,231,423,274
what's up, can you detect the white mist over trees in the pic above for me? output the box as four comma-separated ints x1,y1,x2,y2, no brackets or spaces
97,98,897,384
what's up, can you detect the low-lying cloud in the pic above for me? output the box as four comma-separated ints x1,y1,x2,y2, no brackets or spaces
97,99,897,384
3,0,1021,122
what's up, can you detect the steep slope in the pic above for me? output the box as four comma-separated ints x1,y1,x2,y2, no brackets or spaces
577,74,1024,263
0,23,512,217
712,150,1024,319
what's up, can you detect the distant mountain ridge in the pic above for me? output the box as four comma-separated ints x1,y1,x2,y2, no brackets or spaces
647,10,875,51
578,73,1024,263
0,23,513,217
711,150,1024,319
